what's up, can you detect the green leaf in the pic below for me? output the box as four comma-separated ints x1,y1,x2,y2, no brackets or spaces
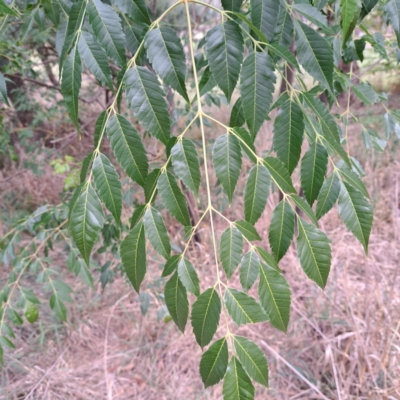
266,42,300,70
0,0,18,16
80,152,94,183
222,0,242,12
250,0,280,42
171,139,201,197
386,0,400,47
244,164,270,224
235,220,262,241
341,0,360,45
302,93,351,166
199,66,217,96
130,204,146,228
125,66,171,144
0,72,10,106
60,0,86,70
24,304,39,324
300,142,328,205
296,217,331,288
292,4,331,32
273,99,304,175
49,295,67,321
232,127,257,163
212,134,242,203
162,254,181,277
259,259,291,332
239,250,260,292
87,0,126,67
272,5,293,49
144,206,171,259
240,52,276,137
224,287,269,326
220,227,243,279
352,82,379,105
120,221,146,292
124,19,148,55
107,114,148,186
290,194,318,226
61,44,82,131
233,336,269,387
94,110,107,148
200,337,229,387
191,287,221,348
294,20,334,94
338,182,373,253
263,157,296,194
316,173,340,219
223,357,255,400
230,97,245,128
337,162,369,199
92,153,122,223
165,271,188,332
145,27,189,102
113,0,150,23
178,257,200,296
69,183,104,265
78,31,113,91
360,0,378,20
269,200,295,262
205,21,244,102
144,169,160,203
157,172,191,226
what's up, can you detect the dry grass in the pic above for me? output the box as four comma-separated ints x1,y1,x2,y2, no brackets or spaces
1,103,400,400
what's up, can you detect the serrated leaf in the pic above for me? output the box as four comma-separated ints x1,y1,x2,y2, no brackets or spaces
171,139,201,197
92,154,122,223
0,0,18,16
78,31,113,91
124,19,148,55
178,257,200,296
259,259,291,332
296,217,331,288
266,42,300,70
300,142,328,205
240,52,276,137
113,0,150,23
59,0,86,71
386,0,400,47
352,82,379,105
212,134,242,203
337,162,369,198
87,0,126,67
94,110,107,148
250,0,280,42
61,44,82,131
293,4,330,32
162,254,180,277
144,169,160,203
269,200,295,262
223,357,255,400
290,194,318,226
294,20,334,94
199,66,217,96
205,21,244,102
130,204,146,228
230,97,245,128
233,336,269,387
302,93,351,166
0,72,9,106
272,5,293,49
244,164,270,224
145,27,189,102
360,0,378,20
232,127,257,163
144,206,171,259
235,220,261,241
263,157,296,194
341,0,360,45
239,250,259,292
157,172,191,226
165,271,188,332
220,227,243,279
80,152,94,183
273,99,304,175
125,66,171,144
316,173,340,219
221,0,242,12
191,288,221,348
107,114,148,186
200,337,229,387
69,183,104,265
120,221,146,292
224,287,268,326
338,182,373,253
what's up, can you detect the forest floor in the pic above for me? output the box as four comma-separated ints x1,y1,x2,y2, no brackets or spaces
1,96,400,400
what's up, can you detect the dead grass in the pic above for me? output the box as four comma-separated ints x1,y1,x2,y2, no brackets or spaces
1,102,400,400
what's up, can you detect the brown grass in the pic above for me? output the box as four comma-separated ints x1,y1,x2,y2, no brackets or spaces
1,101,400,400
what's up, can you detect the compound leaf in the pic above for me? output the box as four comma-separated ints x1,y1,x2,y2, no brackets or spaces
223,357,255,400
165,271,188,332
144,206,171,259
178,257,200,296
250,0,280,42
316,173,340,219
220,227,243,279
239,250,260,292
200,337,229,387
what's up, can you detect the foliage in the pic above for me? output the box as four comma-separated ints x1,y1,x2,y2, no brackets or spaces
1,0,400,397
